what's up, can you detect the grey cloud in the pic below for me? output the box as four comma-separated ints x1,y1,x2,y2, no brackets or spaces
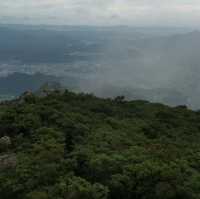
0,0,200,26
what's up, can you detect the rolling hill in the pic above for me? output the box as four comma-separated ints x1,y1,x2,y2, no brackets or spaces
0,90,200,199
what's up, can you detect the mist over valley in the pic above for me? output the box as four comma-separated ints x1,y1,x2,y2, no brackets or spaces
0,24,199,109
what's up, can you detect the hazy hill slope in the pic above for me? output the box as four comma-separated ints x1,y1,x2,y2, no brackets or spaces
1,25,200,108
0,72,59,95
0,90,200,199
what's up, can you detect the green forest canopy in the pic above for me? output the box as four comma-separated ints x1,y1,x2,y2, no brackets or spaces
1,90,200,199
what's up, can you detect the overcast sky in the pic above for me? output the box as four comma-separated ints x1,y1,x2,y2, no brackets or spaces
1,0,200,26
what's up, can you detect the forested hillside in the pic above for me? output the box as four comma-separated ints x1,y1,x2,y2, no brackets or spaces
1,90,200,199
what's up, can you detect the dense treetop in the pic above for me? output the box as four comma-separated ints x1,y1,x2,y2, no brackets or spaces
1,90,200,199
